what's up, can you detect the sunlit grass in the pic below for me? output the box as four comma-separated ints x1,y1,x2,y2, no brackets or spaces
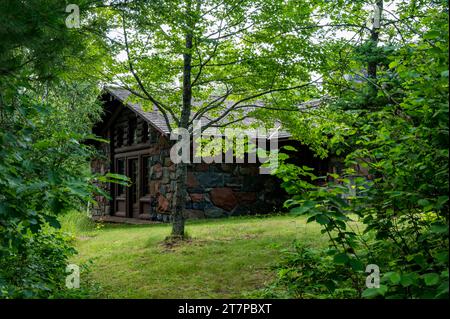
67,214,328,298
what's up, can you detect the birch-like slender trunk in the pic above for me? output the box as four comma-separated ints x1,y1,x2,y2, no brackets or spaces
171,25,193,238
367,0,383,95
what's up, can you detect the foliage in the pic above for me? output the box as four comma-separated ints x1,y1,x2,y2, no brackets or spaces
0,224,75,298
257,242,360,299
100,0,321,118
270,0,449,299
0,0,113,298
0,83,112,298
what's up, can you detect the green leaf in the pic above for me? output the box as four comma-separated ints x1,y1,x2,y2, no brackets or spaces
307,215,316,223
434,251,449,264
333,253,349,264
383,271,401,285
423,273,440,286
400,272,419,287
44,215,61,229
315,214,330,225
349,258,364,271
417,199,430,207
282,145,297,151
388,60,399,69
362,285,388,298
436,281,449,298
324,280,337,292
290,201,316,215
430,223,448,234
423,30,440,39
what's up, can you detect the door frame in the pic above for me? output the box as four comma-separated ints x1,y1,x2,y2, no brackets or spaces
126,156,139,218
113,157,127,217
114,149,151,218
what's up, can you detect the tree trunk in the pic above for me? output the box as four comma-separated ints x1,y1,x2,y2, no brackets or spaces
172,161,187,237
171,17,193,238
367,0,383,96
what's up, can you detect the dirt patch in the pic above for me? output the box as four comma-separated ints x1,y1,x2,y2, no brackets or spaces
158,233,259,252
158,237,209,252
218,234,259,241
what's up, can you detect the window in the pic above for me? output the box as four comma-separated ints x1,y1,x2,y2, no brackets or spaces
116,158,125,196
142,156,151,195
116,127,123,147
128,119,137,145
142,122,149,143
129,159,138,203
142,122,154,144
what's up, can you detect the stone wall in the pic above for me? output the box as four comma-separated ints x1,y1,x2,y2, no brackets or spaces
91,146,298,221
90,137,317,221
144,145,175,222
183,163,284,219
145,151,285,221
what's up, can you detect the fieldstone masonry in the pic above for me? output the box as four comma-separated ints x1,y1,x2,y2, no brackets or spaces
90,88,295,222
91,146,284,221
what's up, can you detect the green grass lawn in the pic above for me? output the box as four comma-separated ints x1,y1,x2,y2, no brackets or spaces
68,214,328,298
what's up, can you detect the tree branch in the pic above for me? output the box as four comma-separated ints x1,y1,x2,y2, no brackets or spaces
121,13,179,130
189,87,232,126
200,79,320,131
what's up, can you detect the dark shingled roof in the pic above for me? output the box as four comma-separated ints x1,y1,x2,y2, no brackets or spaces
103,86,313,140
106,87,171,135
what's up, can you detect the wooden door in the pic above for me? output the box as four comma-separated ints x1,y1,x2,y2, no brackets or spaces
127,158,139,218
114,158,126,217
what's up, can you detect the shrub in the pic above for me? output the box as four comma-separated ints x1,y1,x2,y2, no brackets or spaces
0,224,75,298
256,241,360,299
